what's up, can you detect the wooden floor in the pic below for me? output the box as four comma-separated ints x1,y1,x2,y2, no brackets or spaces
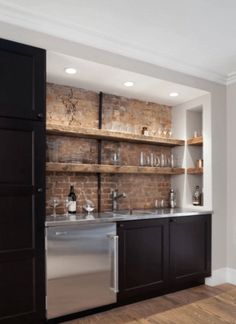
65,284,236,324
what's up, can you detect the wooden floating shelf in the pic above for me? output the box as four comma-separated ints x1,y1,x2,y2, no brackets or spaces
46,162,185,175
187,136,203,146
46,124,185,147
187,167,203,174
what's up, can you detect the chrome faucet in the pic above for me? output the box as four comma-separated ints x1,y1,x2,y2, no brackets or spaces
112,190,126,211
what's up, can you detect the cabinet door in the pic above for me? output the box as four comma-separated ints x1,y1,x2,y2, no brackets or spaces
0,118,45,323
0,38,45,121
118,219,169,302
169,215,211,288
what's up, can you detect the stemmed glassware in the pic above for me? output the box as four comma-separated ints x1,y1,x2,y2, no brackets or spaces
49,197,60,217
63,197,71,217
82,191,95,215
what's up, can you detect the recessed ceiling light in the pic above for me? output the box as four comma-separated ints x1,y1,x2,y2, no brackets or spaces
169,92,179,97
123,81,134,87
64,67,77,75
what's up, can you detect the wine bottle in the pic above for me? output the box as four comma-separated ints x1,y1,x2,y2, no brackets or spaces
68,185,77,214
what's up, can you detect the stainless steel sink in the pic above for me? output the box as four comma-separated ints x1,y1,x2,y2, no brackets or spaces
104,209,155,217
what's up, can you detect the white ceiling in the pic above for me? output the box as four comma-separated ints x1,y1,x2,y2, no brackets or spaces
47,51,207,106
0,0,236,84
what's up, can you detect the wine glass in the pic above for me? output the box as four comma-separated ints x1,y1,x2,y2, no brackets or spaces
49,197,60,217
63,197,71,217
82,191,95,215
83,200,95,215
154,199,159,209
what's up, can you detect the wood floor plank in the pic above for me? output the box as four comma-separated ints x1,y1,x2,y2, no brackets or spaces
64,285,236,324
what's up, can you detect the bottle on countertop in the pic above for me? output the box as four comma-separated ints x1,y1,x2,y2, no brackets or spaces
192,185,201,206
68,185,77,214
169,189,177,208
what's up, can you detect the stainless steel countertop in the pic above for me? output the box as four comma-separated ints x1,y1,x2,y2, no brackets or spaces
45,208,212,227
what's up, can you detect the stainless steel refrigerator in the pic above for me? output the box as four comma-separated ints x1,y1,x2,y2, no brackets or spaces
46,222,118,319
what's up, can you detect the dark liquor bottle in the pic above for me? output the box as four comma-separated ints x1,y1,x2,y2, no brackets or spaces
68,185,77,214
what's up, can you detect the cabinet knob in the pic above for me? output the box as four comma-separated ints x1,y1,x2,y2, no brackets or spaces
37,188,43,193
37,113,44,119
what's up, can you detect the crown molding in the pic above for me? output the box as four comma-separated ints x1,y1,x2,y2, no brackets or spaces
0,0,229,85
227,72,236,85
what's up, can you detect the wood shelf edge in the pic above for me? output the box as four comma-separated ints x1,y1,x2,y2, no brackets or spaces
187,167,203,174
46,124,185,146
187,136,203,145
46,162,185,175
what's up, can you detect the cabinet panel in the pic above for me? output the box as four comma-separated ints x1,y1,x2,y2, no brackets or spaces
0,38,45,121
0,128,33,185
118,219,169,301
0,194,34,251
0,255,35,319
169,215,211,286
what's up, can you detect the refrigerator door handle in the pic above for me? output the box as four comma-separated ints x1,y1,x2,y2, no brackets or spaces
113,235,119,293
107,234,119,293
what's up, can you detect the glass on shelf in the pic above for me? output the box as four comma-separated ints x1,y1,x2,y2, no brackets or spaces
59,153,83,164
170,154,175,168
47,141,59,162
160,153,166,167
157,127,163,138
167,128,172,138
154,155,160,167
162,128,168,138
111,152,120,165
140,152,144,166
70,153,83,164
140,152,150,166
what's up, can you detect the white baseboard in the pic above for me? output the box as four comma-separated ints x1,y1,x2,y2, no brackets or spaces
227,268,236,285
205,267,236,286
205,268,228,286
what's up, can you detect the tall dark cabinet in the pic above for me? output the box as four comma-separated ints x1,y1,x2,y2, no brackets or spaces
0,39,46,323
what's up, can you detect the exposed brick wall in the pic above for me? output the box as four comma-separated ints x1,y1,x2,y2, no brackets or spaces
100,174,170,211
46,135,98,164
47,83,99,128
102,93,172,135
46,172,98,215
46,83,173,214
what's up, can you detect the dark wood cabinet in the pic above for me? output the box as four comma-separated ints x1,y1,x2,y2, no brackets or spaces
0,39,46,323
117,218,169,302
0,38,45,121
118,214,211,303
169,214,211,288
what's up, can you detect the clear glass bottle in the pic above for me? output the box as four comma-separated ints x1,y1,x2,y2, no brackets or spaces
169,189,176,208
192,185,201,206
